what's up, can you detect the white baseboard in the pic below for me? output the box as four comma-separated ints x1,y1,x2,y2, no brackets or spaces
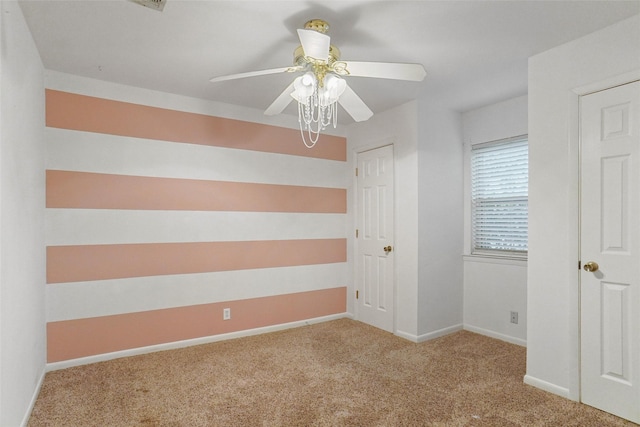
397,323,463,343
416,324,464,343
523,374,570,399
463,325,527,347
47,313,351,372
21,366,46,427
394,329,419,342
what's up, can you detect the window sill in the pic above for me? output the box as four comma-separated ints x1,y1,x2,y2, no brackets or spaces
463,254,527,267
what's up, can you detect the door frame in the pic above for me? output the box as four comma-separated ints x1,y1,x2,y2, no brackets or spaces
352,140,397,334
571,70,640,402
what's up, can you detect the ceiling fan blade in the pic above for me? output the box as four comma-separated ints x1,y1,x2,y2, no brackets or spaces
338,84,373,122
297,29,330,62
342,61,426,81
264,81,295,116
210,66,297,83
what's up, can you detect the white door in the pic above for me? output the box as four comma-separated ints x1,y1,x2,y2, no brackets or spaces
355,145,394,332
580,80,640,423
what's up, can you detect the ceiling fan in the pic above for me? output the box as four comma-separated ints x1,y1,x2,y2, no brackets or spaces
209,19,426,147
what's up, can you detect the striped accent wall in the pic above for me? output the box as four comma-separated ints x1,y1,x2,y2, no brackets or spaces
45,87,348,363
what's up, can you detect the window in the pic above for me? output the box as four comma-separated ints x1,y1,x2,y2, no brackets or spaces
471,136,528,256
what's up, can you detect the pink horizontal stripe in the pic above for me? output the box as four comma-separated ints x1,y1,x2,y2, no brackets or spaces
47,239,347,283
46,170,346,213
47,287,347,363
45,89,346,161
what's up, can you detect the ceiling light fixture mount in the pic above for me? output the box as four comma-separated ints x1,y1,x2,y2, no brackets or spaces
303,19,329,33
128,0,166,12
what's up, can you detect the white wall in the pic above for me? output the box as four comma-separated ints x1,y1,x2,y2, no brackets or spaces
463,257,527,344
462,95,528,346
526,14,640,400
0,2,46,425
417,104,464,339
347,100,465,342
346,101,420,339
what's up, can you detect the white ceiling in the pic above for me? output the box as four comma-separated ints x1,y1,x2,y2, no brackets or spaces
19,0,640,122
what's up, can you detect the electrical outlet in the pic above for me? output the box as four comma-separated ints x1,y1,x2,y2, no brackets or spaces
223,308,231,320
510,311,518,324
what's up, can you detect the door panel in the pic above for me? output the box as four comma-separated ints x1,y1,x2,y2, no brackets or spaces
356,145,394,332
580,80,640,423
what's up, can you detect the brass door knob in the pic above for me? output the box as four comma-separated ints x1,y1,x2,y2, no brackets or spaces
384,246,393,253
583,261,599,272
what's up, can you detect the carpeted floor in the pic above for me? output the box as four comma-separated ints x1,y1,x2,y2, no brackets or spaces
29,319,637,426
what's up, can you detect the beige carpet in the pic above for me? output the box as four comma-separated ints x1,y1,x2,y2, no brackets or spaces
29,319,636,426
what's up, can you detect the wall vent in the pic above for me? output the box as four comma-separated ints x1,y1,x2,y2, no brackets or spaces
129,0,166,12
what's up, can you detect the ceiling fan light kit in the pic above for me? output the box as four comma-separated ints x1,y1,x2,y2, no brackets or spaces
292,71,347,148
209,19,426,148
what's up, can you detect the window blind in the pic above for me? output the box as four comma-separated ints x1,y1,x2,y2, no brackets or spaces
471,136,528,254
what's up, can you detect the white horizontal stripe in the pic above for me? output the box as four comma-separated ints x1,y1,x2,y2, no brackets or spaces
46,210,346,246
46,127,348,188
46,264,347,322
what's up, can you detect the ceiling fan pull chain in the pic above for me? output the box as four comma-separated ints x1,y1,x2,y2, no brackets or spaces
332,103,338,129
300,125,319,148
298,102,319,148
